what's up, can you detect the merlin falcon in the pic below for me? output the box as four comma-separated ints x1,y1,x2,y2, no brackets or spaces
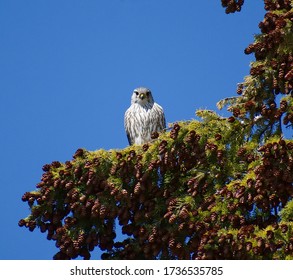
124,87,166,145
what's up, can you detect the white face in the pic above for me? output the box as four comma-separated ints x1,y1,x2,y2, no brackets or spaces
131,87,154,106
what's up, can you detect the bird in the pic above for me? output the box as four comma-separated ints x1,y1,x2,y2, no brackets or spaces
124,87,166,145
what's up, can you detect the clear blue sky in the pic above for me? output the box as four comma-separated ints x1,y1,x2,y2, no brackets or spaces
0,0,264,259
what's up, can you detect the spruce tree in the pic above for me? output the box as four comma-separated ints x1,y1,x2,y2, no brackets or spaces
19,0,293,260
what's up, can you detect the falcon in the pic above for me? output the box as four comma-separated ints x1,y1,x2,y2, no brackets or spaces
124,87,166,145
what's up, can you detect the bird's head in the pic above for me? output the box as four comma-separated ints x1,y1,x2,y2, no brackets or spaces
131,87,154,106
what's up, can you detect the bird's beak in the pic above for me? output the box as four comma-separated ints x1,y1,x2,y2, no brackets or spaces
139,93,145,100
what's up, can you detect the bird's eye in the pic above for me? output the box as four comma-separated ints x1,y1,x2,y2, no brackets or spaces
146,91,150,96
134,91,139,96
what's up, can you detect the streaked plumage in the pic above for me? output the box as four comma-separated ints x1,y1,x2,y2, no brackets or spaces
124,87,166,145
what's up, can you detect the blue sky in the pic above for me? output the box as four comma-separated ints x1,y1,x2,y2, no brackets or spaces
0,0,265,259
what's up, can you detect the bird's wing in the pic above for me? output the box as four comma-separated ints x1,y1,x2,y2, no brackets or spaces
126,131,132,145
154,103,166,130
162,112,166,129
124,108,133,145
